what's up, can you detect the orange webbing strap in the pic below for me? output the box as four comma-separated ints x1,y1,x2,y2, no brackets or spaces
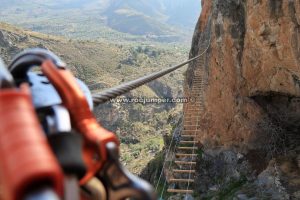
41,60,119,185
0,85,63,200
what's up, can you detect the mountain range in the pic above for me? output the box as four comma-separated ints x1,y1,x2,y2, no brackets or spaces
0,0,201,42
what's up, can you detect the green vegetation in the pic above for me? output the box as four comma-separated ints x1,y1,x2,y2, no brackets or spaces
217,177,247,199
120,136,164,174
140,150,174,200
196,148,204,159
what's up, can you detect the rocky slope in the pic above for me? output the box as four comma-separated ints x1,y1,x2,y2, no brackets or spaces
182,0,300,199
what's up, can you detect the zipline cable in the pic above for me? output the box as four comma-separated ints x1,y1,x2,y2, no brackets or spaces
92,41,211,105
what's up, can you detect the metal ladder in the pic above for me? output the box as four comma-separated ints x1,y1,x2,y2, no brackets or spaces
167,54,206,195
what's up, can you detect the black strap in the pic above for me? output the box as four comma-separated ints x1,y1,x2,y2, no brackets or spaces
48,132,86,179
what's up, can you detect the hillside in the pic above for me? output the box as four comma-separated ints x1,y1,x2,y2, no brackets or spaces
0,22,187,174
0,0,201,43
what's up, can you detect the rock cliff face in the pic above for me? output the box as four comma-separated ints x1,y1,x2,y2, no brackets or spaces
185,0,300,198
189,0,300,151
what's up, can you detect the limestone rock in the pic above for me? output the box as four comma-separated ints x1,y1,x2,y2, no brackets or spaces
184,0,300,198
186,0,300,151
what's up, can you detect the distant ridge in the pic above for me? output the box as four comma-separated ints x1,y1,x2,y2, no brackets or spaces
0,0,201,42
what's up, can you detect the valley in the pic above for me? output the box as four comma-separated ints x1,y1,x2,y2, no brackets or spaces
0,0,201,43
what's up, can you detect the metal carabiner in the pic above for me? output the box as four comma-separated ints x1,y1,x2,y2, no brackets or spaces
99,142,157,200
8,48,93,109
41,58,156,200
8,48,66,79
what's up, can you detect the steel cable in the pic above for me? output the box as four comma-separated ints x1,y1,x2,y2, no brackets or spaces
155,130,177,192
159,140,179,199
92,41,211,105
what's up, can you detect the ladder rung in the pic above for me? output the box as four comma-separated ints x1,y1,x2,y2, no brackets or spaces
175,161,196,165
179,140,196,143
173,169,196,173
169,179,194,183
181,135,197,137
178,147,198,150
167,189,193,193
181,132,200,135
180,141,197,144
185,124,200,126
176,153,198,157
183,129,200,131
